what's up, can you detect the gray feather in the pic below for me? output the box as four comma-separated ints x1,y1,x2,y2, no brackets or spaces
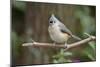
58,23,72,35
71,35,82,40
58,23,81,40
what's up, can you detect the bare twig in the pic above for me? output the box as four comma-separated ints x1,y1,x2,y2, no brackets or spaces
64,36,96,51
22,35,96,51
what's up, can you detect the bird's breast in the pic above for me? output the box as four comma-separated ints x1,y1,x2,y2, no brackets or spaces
48,26,70,43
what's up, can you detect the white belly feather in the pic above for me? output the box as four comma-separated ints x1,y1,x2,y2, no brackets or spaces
48,26,69,43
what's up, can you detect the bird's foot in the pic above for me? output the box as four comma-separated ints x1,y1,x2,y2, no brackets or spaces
64,43,68,48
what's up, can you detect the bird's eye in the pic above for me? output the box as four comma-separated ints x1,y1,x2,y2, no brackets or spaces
50,21,53,23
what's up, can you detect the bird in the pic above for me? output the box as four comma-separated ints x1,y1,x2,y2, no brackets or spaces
48,14,81,46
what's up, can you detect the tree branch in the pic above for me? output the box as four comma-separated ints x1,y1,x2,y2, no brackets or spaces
22,35,96,51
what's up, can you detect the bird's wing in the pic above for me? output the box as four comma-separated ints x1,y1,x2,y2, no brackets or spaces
58,23,72,35
58,23,82,40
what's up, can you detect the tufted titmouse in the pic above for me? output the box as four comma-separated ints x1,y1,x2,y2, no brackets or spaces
48,14,81,46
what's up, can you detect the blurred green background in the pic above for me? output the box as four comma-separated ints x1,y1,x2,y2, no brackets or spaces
11,1,96,66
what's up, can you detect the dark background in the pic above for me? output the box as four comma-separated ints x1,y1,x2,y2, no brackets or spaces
11,1,96,66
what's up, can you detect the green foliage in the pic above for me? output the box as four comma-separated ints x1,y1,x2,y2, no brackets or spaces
11,31,22,59
82,41,96,61
74,6,96,35
14,1,26,11
74,6,96,61
52,49,73,63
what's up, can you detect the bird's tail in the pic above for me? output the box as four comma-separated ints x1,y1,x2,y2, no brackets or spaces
71,35,81,40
